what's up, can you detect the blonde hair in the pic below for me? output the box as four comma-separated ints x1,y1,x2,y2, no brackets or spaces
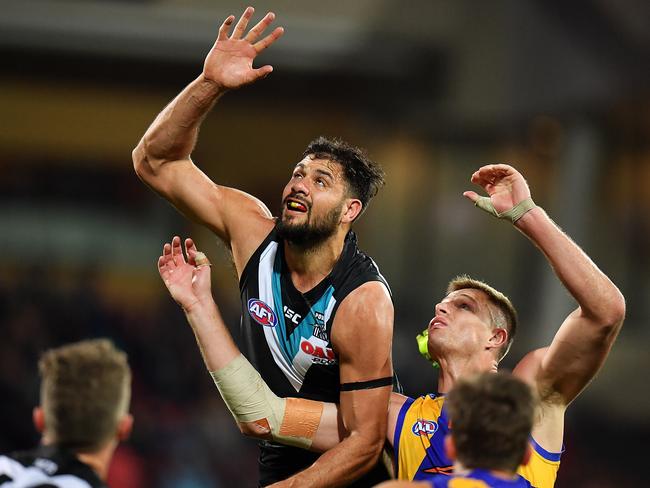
39,339,131,451
447,275,518,361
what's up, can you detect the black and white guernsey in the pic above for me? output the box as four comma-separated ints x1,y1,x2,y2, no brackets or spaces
239,228,397,487
0,446,105,488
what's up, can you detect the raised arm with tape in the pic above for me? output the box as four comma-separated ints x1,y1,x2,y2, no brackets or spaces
157,236,345,451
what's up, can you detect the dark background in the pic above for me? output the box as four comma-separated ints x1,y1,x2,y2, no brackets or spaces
1,1,648,486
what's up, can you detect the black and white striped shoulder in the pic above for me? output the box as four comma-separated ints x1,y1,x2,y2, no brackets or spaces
0,446,105,488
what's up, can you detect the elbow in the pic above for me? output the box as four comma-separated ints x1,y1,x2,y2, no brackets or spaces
132,139,163,181
132,142,149,179
593,289,626,335
605,290,626,331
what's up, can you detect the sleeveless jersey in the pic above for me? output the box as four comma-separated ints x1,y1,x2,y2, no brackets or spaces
394,395,561,488
239,228,393,486
428,469,533,488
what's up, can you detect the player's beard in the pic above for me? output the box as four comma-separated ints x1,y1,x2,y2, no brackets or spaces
277,204,341,250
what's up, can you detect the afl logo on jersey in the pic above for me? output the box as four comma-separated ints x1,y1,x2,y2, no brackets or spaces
248,298,277,327
411,419,438,436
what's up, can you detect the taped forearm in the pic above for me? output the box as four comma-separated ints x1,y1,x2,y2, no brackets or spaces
210,354,323,449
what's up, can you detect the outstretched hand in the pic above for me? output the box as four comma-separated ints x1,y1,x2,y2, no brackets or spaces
158,236,213,310
463,164,532,215
203,6,284,90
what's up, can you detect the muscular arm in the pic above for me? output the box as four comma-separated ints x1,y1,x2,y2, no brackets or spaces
132,76,274,269
511,205,625,450
512,206,625,405
271,282,394,488
133,8,283,273
466,164,625,448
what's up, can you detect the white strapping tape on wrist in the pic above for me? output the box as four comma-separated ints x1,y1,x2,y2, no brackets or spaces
210,354,322,449
474,197,537,223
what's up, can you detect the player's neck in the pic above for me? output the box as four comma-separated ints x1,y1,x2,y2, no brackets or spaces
41,438,115,481
284,230,346,292
436,354,497,393
75,441,116,481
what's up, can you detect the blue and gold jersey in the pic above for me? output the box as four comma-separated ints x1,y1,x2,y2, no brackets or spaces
394,395,562,487
429,469,533,487
516,438,562,488
394,395,453,480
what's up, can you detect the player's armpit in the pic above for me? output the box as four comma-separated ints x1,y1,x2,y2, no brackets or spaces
134,155,274,274
513,348,566,453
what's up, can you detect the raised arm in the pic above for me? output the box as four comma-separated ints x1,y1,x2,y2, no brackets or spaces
269,283,394,488
134,8,284,273
157,236,347,451
464,165,625,437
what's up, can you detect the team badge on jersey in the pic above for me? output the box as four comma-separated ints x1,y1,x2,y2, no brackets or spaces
248,298,278,327
412,418,438,436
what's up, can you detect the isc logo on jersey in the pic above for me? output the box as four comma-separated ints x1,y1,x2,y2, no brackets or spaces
248,298,277,327
412,419,438,436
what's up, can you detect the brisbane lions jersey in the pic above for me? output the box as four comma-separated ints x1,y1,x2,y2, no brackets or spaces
239,228,394,486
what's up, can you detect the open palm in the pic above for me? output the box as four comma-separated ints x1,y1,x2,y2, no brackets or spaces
203,7,284,90
158,236,212,310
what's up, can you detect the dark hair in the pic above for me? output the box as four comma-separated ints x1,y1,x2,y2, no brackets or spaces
446,372,536,472
39,339,131,451
446,275,518,361
303,136,385,217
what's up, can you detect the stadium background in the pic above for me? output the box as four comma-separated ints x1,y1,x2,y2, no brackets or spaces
1,0,648,486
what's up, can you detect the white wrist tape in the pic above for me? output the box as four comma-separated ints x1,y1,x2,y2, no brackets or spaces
474,197,537,223
210,354,322,449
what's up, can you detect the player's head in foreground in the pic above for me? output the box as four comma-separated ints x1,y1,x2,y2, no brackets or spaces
445,371,536,473
277,136,385,248
34,339,133,456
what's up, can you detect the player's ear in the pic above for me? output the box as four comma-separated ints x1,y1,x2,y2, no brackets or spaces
487,327,508,350
341,198,362,224
117,413,134,441
33,406,45,433
521,442,532,466
444,435,457,461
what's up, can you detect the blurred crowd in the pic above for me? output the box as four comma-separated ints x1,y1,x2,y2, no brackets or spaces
0,263,259,487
